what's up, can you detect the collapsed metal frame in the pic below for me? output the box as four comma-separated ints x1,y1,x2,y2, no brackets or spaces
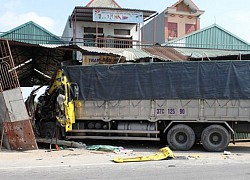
0,39,38,151
0,40,20,91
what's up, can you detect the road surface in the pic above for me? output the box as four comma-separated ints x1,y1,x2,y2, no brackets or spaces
0,142,250,180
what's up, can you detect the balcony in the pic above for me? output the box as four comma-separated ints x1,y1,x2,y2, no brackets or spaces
72,36,140,48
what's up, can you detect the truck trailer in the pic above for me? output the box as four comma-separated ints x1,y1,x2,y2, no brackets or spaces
34,60,250,152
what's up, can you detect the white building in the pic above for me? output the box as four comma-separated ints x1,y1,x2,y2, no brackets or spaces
62,0,157,62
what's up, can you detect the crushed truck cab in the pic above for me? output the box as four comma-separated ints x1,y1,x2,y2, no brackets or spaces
47,69,76,132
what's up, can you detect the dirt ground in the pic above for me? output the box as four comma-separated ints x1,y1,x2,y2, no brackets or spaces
0,141,250,169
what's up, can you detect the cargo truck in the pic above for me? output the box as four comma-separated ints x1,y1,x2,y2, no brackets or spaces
33,60,250,152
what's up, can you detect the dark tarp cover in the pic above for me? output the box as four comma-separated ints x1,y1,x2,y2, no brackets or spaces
62,61,250,100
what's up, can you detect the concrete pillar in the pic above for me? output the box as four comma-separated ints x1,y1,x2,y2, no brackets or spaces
0,88,38,151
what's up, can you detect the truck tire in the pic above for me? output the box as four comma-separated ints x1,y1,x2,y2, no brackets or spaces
167,124,195,151
201,125,230,152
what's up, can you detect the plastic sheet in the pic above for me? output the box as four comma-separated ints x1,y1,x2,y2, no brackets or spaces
62,61,250,100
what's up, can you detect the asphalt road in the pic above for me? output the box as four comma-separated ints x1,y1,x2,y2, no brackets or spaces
1,159,250,180
0,142,250,180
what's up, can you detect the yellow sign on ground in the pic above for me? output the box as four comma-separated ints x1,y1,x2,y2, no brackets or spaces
113,147,174,163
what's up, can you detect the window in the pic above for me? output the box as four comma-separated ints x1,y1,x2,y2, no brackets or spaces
185,24,196,34
84,27,103,34
83,27,104,47
114,29,130,36
168,22,178,39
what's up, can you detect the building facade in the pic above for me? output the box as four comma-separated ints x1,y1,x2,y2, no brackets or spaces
142,0,204,44
62,18,139,48
62,0,156,62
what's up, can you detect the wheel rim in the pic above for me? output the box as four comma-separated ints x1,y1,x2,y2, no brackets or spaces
175,132,188,144
209,132,222,145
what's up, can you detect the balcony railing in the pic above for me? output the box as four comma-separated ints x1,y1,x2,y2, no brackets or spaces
72,37,140,48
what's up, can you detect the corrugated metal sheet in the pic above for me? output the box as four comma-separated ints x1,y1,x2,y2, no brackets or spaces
123,48,154,60
39,44,68,48
78,46,121,55
78,46,157,60
167,24,250,50
174,47,250,59
0,21,64,44
143,47,188,61
40,45,189,61
37,45,170,61
101,47,124,55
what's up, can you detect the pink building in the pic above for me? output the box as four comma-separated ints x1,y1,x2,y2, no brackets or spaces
143,0,204,44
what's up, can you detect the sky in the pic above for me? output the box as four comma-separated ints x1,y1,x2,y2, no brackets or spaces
1,0,250,99
1,0,250,42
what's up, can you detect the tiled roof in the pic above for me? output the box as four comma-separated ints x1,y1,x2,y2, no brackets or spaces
171,0,200,10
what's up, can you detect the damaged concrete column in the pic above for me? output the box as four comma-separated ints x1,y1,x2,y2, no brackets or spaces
0,88,38,150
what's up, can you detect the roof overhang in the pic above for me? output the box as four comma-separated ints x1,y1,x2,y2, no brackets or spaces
174,47,250,60
5,40,75,87
6,40,191,86
165,7,204,16
165,0,204,17
6,40,249,87
142,47,188,62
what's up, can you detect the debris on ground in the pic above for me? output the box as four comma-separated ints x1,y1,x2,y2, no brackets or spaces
223,151,232,155
174,156,188,160
86,145,130,153
188,154,201,159
62,154,81,157
112,147,174,163
36,138,86,149
89,151,111,154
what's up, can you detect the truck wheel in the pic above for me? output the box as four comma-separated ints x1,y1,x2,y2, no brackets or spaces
201,125,230,152
167,124,195,151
